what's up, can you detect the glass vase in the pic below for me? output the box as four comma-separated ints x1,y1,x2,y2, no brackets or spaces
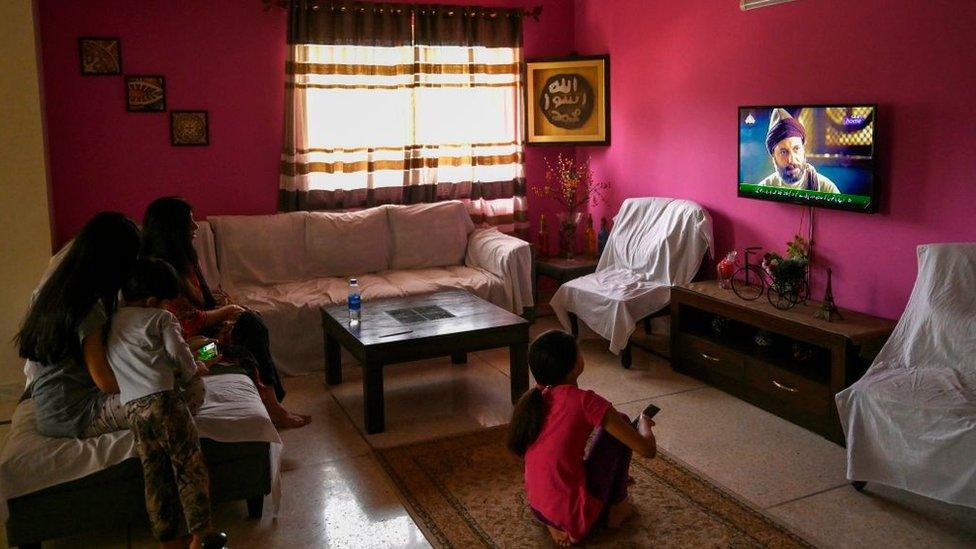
556,212,584,260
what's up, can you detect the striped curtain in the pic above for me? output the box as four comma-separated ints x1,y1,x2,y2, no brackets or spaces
279,1,527,235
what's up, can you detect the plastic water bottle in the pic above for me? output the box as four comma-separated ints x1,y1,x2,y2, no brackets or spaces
348,278,361,324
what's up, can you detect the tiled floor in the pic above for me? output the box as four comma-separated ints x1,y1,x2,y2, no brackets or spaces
3,316,975,547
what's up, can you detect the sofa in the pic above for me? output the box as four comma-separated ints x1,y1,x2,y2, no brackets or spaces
194,201,533,375
1,250,282,549
1,374,280,549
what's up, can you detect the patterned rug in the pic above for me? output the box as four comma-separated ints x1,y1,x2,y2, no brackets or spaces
375,426,814,548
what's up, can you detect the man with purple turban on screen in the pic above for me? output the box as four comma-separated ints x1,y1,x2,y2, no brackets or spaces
758,108,840,193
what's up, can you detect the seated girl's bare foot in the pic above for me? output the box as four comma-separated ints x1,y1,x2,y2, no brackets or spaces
265,401,311,429
271,409,311,429
278,413,311,429
545,525,574,546
606,498,635,529
259,385,311,429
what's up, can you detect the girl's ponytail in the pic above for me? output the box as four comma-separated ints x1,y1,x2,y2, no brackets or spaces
507,386,546,456
507,329,580,456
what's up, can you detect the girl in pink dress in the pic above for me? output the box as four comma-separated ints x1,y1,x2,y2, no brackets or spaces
508,330,657,546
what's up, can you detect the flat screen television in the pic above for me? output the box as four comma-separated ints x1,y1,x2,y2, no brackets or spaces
738,104,878,213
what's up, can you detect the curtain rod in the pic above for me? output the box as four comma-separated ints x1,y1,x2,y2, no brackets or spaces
262,1,543,21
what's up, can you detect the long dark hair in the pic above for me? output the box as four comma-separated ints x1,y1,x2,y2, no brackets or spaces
141,196,215,307
16,212,140,365
141,196,197,276
507,330,579,456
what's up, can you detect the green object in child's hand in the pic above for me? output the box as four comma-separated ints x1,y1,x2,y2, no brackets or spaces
197,342,218,361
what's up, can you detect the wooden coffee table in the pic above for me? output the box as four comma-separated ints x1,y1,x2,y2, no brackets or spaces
320,290,530,433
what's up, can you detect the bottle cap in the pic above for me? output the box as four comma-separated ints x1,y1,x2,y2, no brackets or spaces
349,278,358,284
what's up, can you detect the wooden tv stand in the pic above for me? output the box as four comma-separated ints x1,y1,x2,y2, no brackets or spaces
670,280,895,444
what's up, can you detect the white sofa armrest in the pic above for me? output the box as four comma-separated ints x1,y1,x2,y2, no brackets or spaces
465,228,533,314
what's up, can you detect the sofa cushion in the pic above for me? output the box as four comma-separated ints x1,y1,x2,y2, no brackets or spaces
305,207,390,278
388,201,474,270
377,267,503,304
209,212,308,286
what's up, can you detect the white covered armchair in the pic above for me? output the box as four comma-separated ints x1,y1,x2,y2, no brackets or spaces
550,197,713,368
835,243,976,508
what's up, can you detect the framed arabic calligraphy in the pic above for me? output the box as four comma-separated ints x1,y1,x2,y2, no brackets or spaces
525,55,609,145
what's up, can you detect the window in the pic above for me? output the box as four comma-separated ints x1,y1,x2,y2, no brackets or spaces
280,2,526,234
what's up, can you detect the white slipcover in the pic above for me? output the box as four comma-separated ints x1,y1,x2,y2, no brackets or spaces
205,202,532,375
835,243,976,508
550,198,713,354
1,374,282,520
388,202,475,270
209,212,309,286
305,207,391,277
465,227,534,315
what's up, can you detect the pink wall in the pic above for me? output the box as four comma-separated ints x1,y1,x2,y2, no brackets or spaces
44,0,972,318
38,0,574,247
574,0,976,319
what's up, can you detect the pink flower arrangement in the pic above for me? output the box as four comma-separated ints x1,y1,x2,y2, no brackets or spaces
534,154,610,214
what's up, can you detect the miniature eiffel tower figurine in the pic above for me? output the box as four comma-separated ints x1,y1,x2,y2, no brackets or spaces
815,268,843,322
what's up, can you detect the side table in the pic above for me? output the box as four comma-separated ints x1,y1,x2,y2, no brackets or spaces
533,256,598,316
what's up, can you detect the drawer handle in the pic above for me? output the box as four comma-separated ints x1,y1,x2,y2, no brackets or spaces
772,380,799,393
700,353,721,363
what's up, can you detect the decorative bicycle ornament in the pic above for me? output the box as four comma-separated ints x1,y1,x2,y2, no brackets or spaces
730,246,810,310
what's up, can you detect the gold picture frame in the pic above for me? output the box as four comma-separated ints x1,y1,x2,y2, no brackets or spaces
525,55,609,145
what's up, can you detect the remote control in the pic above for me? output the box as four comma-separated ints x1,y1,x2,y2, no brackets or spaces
631,403,660,427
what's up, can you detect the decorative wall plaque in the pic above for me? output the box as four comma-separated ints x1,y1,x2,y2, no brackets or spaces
170,111,209,146
125,75,166,112
526,56,609,145
79,37,121,75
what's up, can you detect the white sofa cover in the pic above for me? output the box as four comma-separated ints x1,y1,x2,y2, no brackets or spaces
835,243,976,508
199,201,532,375
1,374,282,521
550,197,713,354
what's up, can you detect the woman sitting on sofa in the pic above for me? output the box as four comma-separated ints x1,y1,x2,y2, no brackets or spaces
141,196,310,429
17,212,141,437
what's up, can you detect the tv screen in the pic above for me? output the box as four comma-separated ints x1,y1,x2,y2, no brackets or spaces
738,104,877,213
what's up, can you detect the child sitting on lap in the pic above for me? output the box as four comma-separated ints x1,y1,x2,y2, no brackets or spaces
107,257,225,549
508,330,657,546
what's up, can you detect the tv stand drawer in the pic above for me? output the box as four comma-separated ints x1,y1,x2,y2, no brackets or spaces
744,359,830,432
676,334,744,385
